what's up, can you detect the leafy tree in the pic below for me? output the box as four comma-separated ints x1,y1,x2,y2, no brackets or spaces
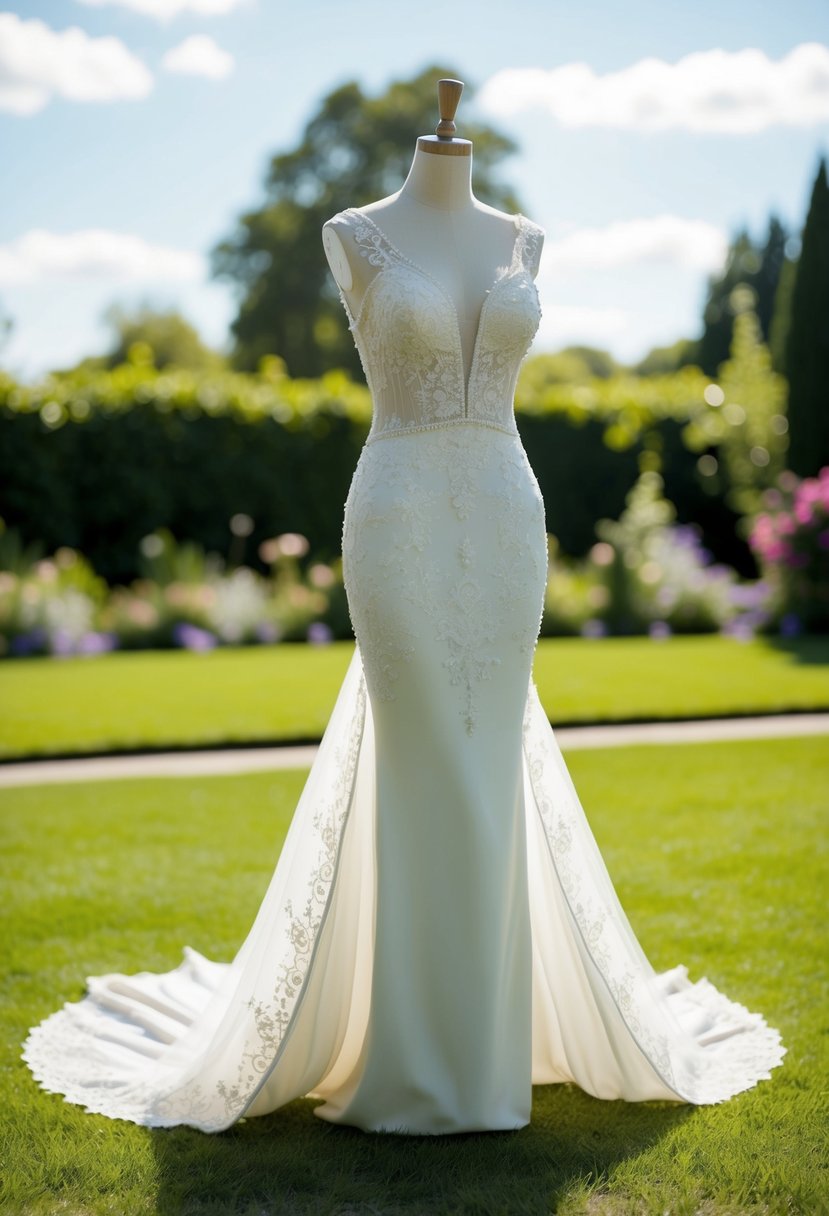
0,297,13,357
98,301,227,372
783,155,829,476
693,216,788,376
632,337,698,376
210,65,521,378
716,289,788,521
556,345,619,379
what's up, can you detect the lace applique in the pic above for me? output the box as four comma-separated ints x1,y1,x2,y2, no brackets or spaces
22,662,370,1131
208,671,367,1123
342,427,547,736
332,208,548,733
334,208,543,442
342,437,434,703
433,563,502,735
348,213,398,273
521,680,785,1103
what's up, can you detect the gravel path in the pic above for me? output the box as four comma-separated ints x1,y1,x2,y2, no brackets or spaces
1,712,827,788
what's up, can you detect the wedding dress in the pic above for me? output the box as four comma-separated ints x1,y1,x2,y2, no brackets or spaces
22,206,785,1134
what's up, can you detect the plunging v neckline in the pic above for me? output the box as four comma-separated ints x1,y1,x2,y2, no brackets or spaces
343,207,526,413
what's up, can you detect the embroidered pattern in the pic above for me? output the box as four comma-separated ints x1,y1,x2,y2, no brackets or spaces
337,207,543,442
342,426,548,735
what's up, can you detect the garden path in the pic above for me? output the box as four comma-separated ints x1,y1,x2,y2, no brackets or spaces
1,712,827,787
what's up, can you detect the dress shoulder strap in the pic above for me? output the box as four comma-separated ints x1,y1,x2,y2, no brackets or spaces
516,216,545,280
339,207,398,271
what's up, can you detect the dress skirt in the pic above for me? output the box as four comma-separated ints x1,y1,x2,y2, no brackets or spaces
315,422,550,1132
21,423,785,1132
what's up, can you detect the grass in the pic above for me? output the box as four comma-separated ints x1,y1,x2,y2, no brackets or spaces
1,733,826,1214
2,633,828,761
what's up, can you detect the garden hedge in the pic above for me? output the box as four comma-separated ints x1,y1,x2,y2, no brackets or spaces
0,360,754,585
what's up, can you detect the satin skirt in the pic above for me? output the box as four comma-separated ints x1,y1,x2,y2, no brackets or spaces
21,423,785,1134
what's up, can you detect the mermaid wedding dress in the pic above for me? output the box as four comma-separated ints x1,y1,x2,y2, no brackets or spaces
22,206,785,1134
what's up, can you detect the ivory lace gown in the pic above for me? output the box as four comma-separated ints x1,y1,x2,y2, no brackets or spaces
22,207,785,1134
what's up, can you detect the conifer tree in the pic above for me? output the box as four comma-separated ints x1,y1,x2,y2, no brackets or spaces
784,156,829,476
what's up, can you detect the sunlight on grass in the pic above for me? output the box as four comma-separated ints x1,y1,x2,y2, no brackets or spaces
1,734,826,1214
1,634,828,760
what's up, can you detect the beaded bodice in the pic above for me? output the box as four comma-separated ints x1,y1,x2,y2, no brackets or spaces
332,207,544,444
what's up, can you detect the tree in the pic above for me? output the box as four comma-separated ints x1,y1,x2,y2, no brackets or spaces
0,296,13,358
556,345,619,379
693,216,788,376
753,216,789,343
769,252,798,374
99,301,227,372
632,337,698,376
210,65,521,378
717,289,788,521
783,155,829,477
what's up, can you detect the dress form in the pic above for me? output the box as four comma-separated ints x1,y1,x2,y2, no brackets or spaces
323,82,542,383
18,79,785,1141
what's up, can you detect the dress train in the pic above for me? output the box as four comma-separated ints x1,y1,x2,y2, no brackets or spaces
22,644,785,1133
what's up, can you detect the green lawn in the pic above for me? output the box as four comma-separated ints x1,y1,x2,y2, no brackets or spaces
1,734,826,1215
2,634,828,761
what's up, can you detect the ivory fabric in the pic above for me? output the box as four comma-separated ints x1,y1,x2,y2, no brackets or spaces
22,208,785,1134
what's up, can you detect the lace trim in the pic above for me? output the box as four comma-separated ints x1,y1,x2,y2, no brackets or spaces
343,206,526,331
343,426,546,736
522,680,787,1104
366,416,520,444
326,207,544,439
21,661,370,1131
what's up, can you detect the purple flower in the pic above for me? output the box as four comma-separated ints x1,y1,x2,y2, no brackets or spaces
172,622,217,651
729,582,770,609
722,618,755,642
306,621,333,645
77,631,119,655
254,620,282,643
9,628,48,656
780,612,803,638
580,618,608,639
50,629,76,657
648,620,671,640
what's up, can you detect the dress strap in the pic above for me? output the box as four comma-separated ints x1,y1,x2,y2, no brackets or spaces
516,216,544,279
340,207,398,272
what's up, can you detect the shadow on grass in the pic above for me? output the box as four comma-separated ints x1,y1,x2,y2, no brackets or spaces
766,634,829,666
149,1084,694,1216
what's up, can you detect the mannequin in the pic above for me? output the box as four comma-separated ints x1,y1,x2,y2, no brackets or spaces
19,78,784,1140
322,79,543,382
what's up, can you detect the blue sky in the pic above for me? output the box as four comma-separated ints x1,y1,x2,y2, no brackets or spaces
1,0,827,382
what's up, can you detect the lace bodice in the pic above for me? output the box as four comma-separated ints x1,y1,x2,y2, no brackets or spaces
331,207,544,444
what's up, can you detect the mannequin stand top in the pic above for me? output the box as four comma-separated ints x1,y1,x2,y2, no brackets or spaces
322,146,543,382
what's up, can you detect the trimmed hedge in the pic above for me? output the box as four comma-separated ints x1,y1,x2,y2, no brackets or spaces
0,358,754,584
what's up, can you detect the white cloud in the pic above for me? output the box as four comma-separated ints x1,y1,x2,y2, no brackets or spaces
162,34,234,79
0,229,206,285
77,0,248,20
541,215,728,274
535,303,630,350
0,12,152,115
478,42,829,134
